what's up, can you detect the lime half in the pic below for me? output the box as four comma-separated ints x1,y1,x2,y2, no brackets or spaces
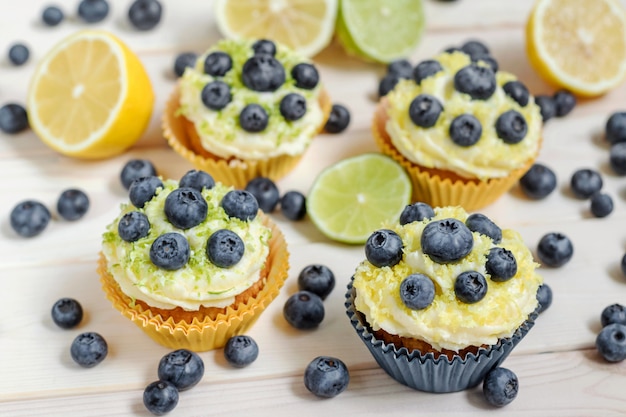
336,0,425,63
307,153,412,244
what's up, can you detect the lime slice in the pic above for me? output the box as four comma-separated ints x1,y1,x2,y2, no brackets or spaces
307,153,412,244
336,0,425,63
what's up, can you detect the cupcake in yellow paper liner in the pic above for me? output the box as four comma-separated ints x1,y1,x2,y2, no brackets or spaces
163,38,332,189
372,51,543,210
346,204,543,392
99,170,289,351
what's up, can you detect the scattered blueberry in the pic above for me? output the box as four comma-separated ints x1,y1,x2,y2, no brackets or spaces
10,200,51,238
173,52,197,77
298,264,335,300
519,163,557,200
590,192,613,218
495,110,527,144
143,380,179,416
460,39,490,60
280,93,307,121
454,271,488,303
206,229,245,268
203,51,232,77
303,356,349,398
70,332,108,368
621,253,626,277
365,229,403,268
606,112,626,144
609,142,626,175
283,291,325,329
570,168,603,199
534,95,556,122
536,232,573,268
179,169,215,191
601,304,626,327
291,63,319,90
239,103,269,132
465,213,501,243
553,90,576,117
596,323,626,362
0,103,29,134
408,94,443,128
158,349,204,391
224,335,259,368
252,39,276,56
118,211,150,242
399,273,435,310
129,176,163,209
128,0,162,31
378,74,399,97
77,0,110,23
51,298,83,329
42,5,64,26
120,159,157,190
245,177,280,213
412,59,443,84
454,64,496,100
221,190,258,221
482,367,518,407
201,80,232,110
536,283,552,314
241,54,285,92
150,232,190,270
399,202,435,225
324,104,350,134
280,190,306,221
387,58,413,79
57,189,89,221
502,81,529,107
449,113,482,146
8,43,29,66
164,187,208,229
486,247,517,282
422,218,474,263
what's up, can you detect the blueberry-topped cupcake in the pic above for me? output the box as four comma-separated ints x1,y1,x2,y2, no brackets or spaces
346,204,542,392
372,51,543,210
163,38,332,189
98,171,289,351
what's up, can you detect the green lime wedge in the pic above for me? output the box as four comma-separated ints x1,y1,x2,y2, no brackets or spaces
307,153,412,244
336,0,425,63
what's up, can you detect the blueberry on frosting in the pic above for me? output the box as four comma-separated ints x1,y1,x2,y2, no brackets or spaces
495,110,528,144
150,232,190,270
204,51,232,77
179,169,215,191
454,64,496,100
413,60,443,85
486,247,517,282
118,211,150,242
221,190,258,221
201,81,231,111
454,271,488,303
164,187,208,229
280,93,307,121
465,213,502,243
449,114,482,146
409,94,443,128
399,202,435,225
365,229,403,268
129,176,163,209
207,229,245,268
421,218,473,263
252,39,277,56
239,104,269,132
291,63,319,90
502,81,529,107
241,54,286,92
400,273,435,310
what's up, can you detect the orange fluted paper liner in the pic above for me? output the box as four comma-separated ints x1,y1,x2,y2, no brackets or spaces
98,214,289,352
163,84,332,190
372,101,538,211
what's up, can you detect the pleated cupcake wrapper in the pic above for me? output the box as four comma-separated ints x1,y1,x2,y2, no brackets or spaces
163,84,332,190
99,215,289,352
345,281,537,393
371,101,538,211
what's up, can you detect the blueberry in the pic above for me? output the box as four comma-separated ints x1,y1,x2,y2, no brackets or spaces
486,247,517,282
252,39,276,56
297,264,335,300
118,211,150,242
42,6,64,26
413,59,443,84
553,89,576,117
606,112,626,144
57,189,89,221
502,81,529,107
460,39,490,60
77,0,109,23
224,335,259,368
280,93,307,121
128,0,162,31
482,367,518,407
245,177,280,213
570,168,603,199
206,229,245,268
454,64,496,100
454,271,487,303
283,291,324,329
399,273,435,310
537,232,573,268
157,349,204,391
610,142,626,175
596,323,626,362
70,332,108,368
241,54,285,92
120,159,157,190
291,63,319,90
590,192,613,218
179,169,215,191
422,218,474,263
8,43,29,66
203,51,232,77
387,58,413,79
221,190,258,221
399,202,435,225
519,163,557,199
324,104,350,134
378,74,400,97
173,52,197,77
10,200,51,238
201,81,231,111
164,187,208,229
472,54,498,73
239,103,269,132
150,233,190,270
534,95,556,122
408,94,443,128
449,114,482,146
0,103,29,134
536,283,552,314
365,229,403,268
495,110,527,144
129,176,163,209
465,213,501,243
303,356,349,398
143,380,179,416
280,190,306,221
601,304,626,327
51,298,83,329
621,253,626,278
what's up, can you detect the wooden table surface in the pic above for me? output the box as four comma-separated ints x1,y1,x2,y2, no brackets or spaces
2,0,626,415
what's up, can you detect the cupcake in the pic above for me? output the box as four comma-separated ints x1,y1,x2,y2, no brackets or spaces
163,38,332,189
372,51,543,210
99,170,289,351
346,204,542,392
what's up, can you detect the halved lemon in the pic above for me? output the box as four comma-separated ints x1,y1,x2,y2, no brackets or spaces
27,30,154,159
213,0,338,57
526,0,626,97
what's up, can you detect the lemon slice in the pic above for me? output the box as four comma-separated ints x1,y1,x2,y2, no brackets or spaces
336,0,425,63
526,0,626,97
307,153,412,244
27,30,154,159
213,0,338,58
